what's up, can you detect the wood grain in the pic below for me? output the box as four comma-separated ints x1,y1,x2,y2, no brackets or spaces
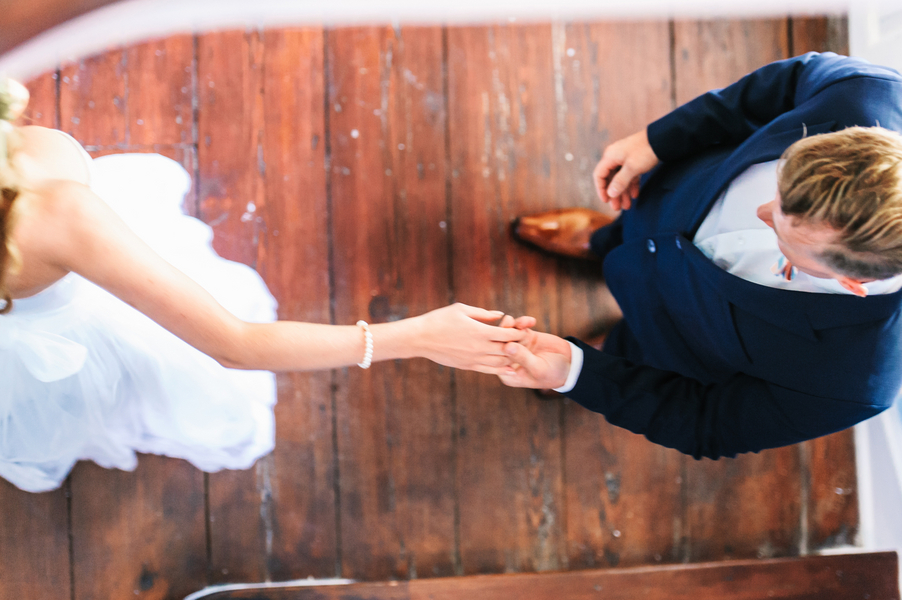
447,23,566,575
195,29,265,267
0,479,70,600
552,21,683,570
682,448,802,561
70,457,207,600
784,18,859,556
804,431,859,551
60,50,127,147
19,71,58,128
257,27,337,581
327,25,457,580
671,18,804,563
553,20,674,199
790,16,849,56
126,35,195,146
58,43,208,600
201,552,901,600
672,19,790,106
197,29,269,585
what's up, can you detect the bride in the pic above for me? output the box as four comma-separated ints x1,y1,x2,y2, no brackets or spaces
0,79,534,493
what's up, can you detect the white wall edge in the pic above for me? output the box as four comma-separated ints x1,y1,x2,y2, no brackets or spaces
854,421,876,548
1,0,850,80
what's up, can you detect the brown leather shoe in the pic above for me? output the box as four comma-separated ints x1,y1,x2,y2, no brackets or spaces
512,207,616,260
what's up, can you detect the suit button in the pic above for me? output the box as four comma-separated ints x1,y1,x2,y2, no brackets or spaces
675,237,682,250
647,239,656,253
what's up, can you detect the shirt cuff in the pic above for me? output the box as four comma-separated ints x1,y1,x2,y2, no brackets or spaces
553,341,584,393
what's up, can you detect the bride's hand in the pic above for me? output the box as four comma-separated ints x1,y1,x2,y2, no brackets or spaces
411,303,536,374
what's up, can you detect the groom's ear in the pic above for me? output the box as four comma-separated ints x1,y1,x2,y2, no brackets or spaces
837,276,868,297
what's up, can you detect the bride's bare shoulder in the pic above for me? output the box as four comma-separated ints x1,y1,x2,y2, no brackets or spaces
6,180,95,297
11,126,96,251
17,179,97,238
13,180,100,261
14,126,91,186
19,125,77,147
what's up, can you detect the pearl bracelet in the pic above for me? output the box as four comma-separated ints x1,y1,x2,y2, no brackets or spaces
356,320,373,369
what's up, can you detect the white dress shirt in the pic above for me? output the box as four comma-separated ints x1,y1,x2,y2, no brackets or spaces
555,160,902,393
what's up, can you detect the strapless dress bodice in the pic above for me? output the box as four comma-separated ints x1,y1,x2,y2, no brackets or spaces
0,148,277,493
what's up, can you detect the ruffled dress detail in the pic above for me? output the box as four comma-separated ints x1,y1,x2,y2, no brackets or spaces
0,152,277,493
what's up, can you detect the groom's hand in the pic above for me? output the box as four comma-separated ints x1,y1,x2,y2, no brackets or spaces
496,316,572,389
593,128,659,211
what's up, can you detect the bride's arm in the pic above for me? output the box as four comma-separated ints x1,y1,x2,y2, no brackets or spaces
32,180,528,373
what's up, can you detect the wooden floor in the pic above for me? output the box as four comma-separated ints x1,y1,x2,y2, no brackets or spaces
0,16,858,600
202,552,902,600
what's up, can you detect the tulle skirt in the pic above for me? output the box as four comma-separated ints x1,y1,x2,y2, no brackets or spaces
0,153,277,493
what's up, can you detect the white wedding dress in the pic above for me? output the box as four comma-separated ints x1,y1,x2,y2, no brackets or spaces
0,139,278,493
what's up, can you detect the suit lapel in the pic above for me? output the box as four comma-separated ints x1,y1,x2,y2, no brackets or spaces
686,120,836,236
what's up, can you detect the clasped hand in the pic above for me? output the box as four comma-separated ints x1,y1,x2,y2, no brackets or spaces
415,305,571,388
482,130,656,387
413,303,533,375
417,131,654,385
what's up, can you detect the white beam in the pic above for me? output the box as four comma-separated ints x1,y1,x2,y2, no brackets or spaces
2,0,849,79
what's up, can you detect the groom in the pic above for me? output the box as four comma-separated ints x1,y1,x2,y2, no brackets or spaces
500,52,902,459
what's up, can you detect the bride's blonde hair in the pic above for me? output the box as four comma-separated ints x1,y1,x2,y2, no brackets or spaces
0,79,28,314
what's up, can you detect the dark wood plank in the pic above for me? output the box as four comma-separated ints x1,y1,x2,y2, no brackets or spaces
553,20,684,570
804,431,858,551
561,411,686,568
200,26,339,584
126,35,195,146
790,16,849,56
553,20,674,207
70,456,207,600
20,71,58,128
256,27,337,580
673,19,790,106
783,18,859,555
447,23,566,574
196,29,265,267
60,50,127,147
0,479,70,600
203,552,900,600
327,24,456,580
672,18,805,563
59,46,209,600
683,448,803,561
88,145,192,161
197,29,269,585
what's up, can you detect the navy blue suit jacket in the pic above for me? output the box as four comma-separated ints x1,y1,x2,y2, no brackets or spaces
566,52,902,459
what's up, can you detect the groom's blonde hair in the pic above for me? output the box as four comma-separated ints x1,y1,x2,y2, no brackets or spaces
779,126,902,280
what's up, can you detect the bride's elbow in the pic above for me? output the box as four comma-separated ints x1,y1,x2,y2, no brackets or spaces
208,322,254,370
214,353,247,370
